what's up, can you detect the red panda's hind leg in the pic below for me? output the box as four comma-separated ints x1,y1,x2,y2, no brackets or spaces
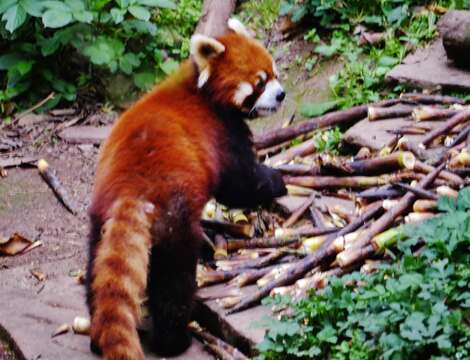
88,197,155,360
148,197,201,356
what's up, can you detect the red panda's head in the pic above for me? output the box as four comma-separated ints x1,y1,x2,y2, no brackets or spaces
190,19,285,118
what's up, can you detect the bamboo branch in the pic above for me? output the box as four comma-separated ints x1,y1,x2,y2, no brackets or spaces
214,234,228,260
226,203,382,314
37,159,78,215
284,171,416,189
357,186,403,199
413,160,464,187
283,192,317,228
275,163,321,176
420,109,470,147
189,322,249,360
337,163,446,268
394,182,438,200
400,93,465,105
266,138,316,166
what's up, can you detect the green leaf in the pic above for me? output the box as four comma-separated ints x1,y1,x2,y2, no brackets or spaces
82,37,124,67
42,8,73,28
0,53,25,70
119,53,141,74
160,58,179,75
300,100,340,117
2,4,27,33
64,0,85,11
133,71,155,90
128,5,150,21
73,10,93,23
0,0,16,15
110,8,125,23
437,196,456,213
42,1,70,12
19,0,43,17
138,0,176,9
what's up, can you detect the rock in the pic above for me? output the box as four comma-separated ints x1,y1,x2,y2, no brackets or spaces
343,117,444,151
59,126,111,144
386,39,470,91
438,10,470,68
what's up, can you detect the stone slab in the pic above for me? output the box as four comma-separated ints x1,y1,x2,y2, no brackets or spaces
58,126,111,145
0,261,213,360
386,39,470,91
343,117,446,151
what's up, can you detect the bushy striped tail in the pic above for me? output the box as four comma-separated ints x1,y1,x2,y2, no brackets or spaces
89,197,155,360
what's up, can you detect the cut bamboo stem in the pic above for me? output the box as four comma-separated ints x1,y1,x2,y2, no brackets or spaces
322,151,416,175
284,171,415,189
276,163,321,175
201,219,254,238
368,105,414,121
412,106,458,121
214,234,228,260
37,159,78,215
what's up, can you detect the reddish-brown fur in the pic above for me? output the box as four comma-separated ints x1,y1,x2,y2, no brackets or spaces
87,31,284,360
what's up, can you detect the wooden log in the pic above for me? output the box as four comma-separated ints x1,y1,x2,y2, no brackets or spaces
420,109,470,147
367,105,414,121
226,203,383,314
404,212,436,224
194,0,236,37
284,171,416,189
338,163,446,267
400,93,465,105
230,266,276,287
37,159,78,215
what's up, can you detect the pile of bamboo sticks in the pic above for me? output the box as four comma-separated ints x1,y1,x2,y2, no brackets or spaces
197,93,470,316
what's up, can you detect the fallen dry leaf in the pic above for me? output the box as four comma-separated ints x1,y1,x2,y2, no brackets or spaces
51,323,70,338
0,233,33,256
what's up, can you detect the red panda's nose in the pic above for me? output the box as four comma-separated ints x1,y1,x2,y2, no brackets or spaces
276,90,286,102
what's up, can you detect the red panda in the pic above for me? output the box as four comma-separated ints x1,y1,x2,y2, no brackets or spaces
86,18,286,359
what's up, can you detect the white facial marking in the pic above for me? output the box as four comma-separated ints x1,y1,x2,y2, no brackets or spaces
257,70,267,82
253,79,284,117
227,18,252,37
233,81,253,106
198,68,210,88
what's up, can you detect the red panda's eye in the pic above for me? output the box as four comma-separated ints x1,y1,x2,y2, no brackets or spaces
256,78,265,90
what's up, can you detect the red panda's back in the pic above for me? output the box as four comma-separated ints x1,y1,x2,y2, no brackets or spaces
90,63,224,220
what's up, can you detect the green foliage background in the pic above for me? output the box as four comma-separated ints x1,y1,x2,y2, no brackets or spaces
257,188,470,359
0,0,202,113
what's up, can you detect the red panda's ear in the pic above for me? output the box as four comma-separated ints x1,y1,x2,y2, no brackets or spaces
190,34,225,88
227,18,252,38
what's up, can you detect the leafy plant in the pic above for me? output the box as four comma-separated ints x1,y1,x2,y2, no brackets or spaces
313,127,342,155
0,0,202,113
281,0,470,109
256,188,470,359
